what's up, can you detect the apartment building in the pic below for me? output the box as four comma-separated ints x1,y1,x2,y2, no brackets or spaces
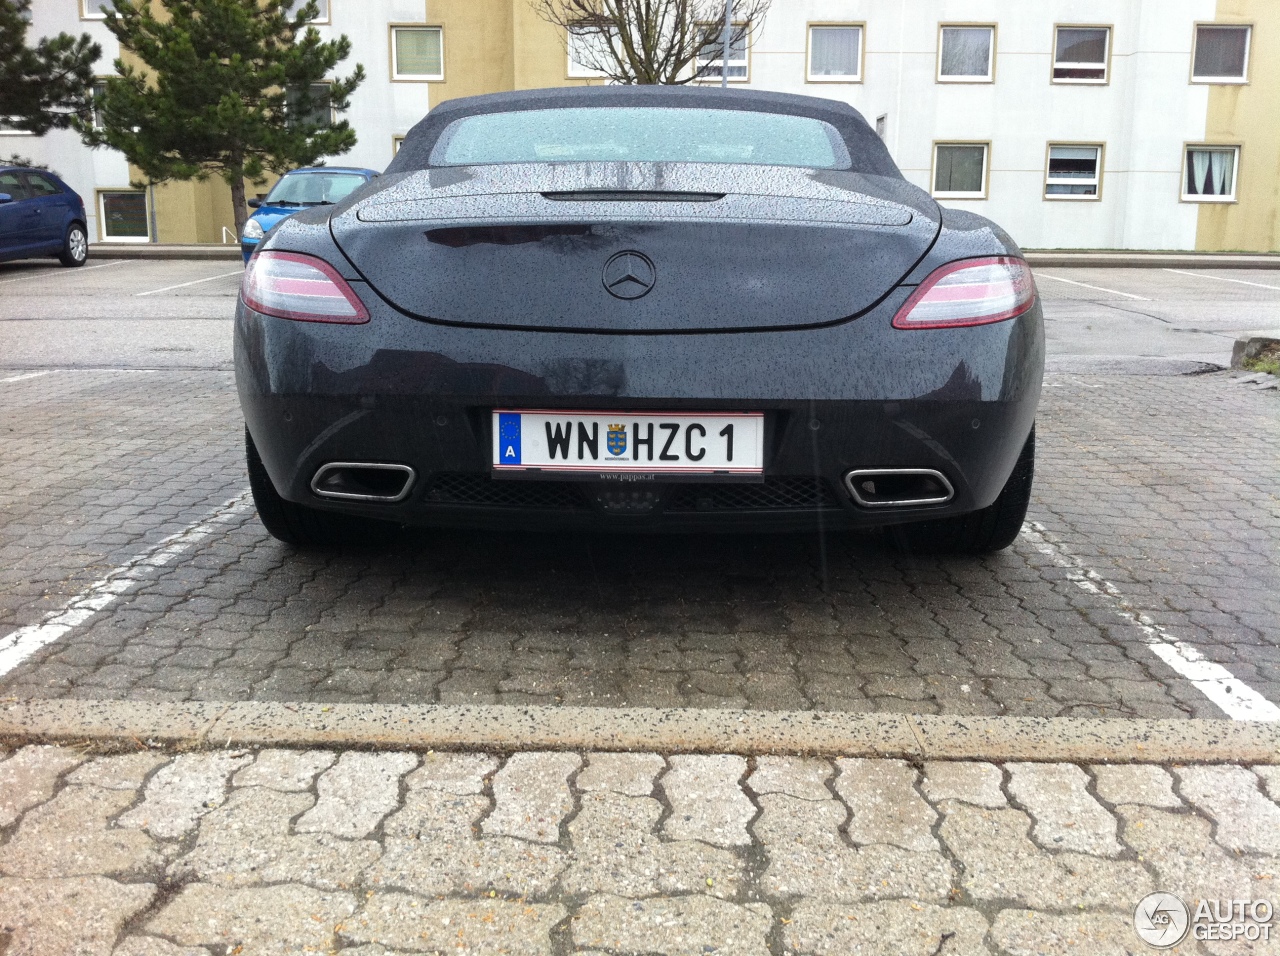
6,0,1277,252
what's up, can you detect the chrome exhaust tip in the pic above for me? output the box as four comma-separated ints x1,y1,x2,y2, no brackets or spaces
311,462,416,502
844,469,954,508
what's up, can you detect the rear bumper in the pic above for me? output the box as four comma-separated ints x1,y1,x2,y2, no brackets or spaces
234,284,1043,531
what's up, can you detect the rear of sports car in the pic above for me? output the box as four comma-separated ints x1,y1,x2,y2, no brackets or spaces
235,88,1043,551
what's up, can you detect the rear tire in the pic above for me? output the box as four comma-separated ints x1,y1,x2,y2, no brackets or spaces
59,223,88,267
246,427,399,547
886,425,1035,555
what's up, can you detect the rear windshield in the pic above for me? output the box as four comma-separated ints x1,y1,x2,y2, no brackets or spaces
266,172,367,205
431,107,851,170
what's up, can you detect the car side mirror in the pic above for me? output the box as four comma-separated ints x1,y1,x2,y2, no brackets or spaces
247,198,262,208
0,193,12,204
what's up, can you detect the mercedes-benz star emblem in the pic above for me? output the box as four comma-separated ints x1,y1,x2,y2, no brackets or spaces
602,251,656,300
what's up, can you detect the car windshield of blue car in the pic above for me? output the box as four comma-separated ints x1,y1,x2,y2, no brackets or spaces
265,172,366,206
431,107,851,169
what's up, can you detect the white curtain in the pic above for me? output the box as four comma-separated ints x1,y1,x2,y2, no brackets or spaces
1208,150,1230,195
810,27,860,76
1190,149,1211,195
941,28,992,77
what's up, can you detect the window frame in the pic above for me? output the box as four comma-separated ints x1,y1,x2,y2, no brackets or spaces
936,23,996,84
930,141,991,200
389,24,445,82
1051,24,1113,85
566,25,611,79
392,134,405,157
287,80,334,127
1190,23,1252,85
1043,142,1104,202
90,77,111,131
1181,144,1241,204
0,118,35,136
695,22,751,83
306,0,330,25
96,188,151,243
80,0,111,20
805,22,865,84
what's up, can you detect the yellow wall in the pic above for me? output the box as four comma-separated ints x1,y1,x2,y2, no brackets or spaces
1197,0,1280,251
426,0,598,111
428,0,514,109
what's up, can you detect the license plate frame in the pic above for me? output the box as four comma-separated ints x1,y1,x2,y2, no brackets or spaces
492,409,765,481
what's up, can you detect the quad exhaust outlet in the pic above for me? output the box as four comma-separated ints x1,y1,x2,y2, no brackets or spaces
311,463,416,502
844,469,954,508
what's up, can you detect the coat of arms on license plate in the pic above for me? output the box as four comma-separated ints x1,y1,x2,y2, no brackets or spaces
607,423,627,457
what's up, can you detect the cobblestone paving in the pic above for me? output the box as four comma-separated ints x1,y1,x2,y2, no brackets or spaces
0,368,1277,717
0,744,1275,954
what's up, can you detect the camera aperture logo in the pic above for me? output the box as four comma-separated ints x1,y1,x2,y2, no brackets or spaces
1135,893,1190,948
1135,893,1275,947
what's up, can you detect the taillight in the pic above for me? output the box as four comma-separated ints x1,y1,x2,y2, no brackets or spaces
892,256,1036,330
241,250,369,323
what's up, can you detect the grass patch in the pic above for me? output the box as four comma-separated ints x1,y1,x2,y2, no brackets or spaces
1242,342,1280,377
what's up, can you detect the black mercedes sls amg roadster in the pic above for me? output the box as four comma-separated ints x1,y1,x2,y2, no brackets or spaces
236,86,1043,551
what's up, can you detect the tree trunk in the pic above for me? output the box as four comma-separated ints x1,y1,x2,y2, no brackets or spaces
229,174,248,238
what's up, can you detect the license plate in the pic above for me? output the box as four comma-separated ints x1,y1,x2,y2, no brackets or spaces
492,410,764,476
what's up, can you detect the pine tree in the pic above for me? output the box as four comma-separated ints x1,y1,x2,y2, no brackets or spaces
82,0,365,235
0,0,101,134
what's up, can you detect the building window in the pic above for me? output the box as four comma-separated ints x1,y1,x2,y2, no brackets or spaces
1183,146,1239,202
1053,26,1110,83
568,26,611,78
90,80,108,130
1045,145,1102,199
807,25,863,82
286,0,329,23
0,117,34,135
696,24,748,81
933,143,988,199
392,26,443,81
1192,25,1250,83
80,0,111,19
99,190,149,242
938,25,994,82
287,82,332,127
393,135,405,156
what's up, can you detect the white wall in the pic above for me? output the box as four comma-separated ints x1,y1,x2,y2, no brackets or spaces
2,3,128,242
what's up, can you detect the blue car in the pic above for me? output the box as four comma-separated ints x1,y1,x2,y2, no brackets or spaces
241,166,378,262
0,165,89,267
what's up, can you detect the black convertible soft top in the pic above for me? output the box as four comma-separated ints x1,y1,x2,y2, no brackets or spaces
386,85,902,179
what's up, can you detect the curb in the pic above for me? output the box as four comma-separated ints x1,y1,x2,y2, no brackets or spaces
1232,331,1280,368
1024,251,1280,269
1,701,1276,763
90,243,241,261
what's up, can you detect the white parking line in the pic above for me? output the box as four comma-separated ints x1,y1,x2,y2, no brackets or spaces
1020,522,1280,722
0,492,252,679
0,260,127,286
1035,273,1151,301
0,370,55,384
135,269,243,297
1163,268,1280,292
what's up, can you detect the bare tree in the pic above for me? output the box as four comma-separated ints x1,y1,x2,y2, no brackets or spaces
531,0,772,85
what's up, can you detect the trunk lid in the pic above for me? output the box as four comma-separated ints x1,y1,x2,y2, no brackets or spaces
331,163,940,333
